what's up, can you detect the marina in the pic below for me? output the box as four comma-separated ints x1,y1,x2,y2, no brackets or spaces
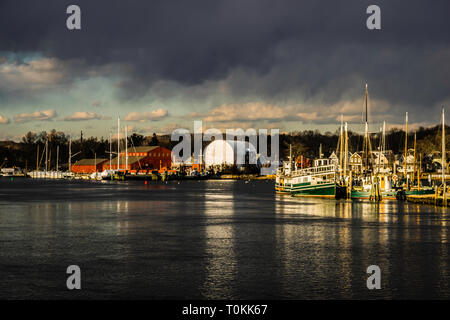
1,0,450,305
2,85,450,211
275,85,448,206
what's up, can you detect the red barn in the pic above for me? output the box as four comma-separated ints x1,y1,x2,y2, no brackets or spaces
71,158,108,173
103,146,172,171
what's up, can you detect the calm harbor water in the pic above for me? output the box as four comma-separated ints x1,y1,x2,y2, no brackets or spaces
0,178,449,299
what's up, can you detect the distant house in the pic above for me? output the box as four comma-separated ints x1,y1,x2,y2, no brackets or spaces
349,152,362,174
430,158,450,174
329,151,352,169
371,151,391,173
71,158,108,173
329,152,338,166
398,154,415,174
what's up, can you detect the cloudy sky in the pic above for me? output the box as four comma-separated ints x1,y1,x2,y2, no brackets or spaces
0,0,449,141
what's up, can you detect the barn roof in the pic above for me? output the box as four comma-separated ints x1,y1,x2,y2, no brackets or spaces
125,146,159,153
73,158,108,166
105,155,146,166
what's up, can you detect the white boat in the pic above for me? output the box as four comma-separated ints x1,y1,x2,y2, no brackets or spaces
27,171,68,179
100,170,115,179
90,172,103,180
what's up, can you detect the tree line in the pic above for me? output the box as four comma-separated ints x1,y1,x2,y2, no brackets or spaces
0,125,449,170
281,125,450,160
0,130,166,170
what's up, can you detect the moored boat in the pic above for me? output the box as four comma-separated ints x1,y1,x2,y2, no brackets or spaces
351,175,397,200
276,155,337,197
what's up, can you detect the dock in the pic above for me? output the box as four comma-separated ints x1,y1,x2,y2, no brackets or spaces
220,174,275,180
406,194,450,207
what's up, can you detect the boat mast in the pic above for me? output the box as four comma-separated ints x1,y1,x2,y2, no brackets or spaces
48,150,51,171
69,136,72,173
48,135,51,171
364,118,369,174
45,138,48,171
200,148,203,172
344,122,348,177
363,83,370,175
45,138,48,172
404,112,408,179
339,114,344,176
125,125,128,171
418,154,421,191
365,83,368,124
442,107,445,187
56,145,59,172
377,127,382,174
413,132,416,183
109,132,112,171
36,145,39,171
117,117,120,171
288,143,292,173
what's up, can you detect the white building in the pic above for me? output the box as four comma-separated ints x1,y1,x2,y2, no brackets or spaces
372,151,391,173
398,154,415,174
204,140,258,168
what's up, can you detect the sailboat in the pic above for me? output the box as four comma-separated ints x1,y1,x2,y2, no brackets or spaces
334,117,350,199
350,84,396,200
397,112,437,197
101,117,121,180
28,136,66,179
394,112,434,198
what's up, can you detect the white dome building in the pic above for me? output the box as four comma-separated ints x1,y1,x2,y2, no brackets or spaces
204,140,258,168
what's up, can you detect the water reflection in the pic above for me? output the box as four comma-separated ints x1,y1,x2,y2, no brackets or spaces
1,179,450,299
274,195,450,298
201,181,237,299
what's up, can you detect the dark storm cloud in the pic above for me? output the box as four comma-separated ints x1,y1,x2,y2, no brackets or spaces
1,0,450,117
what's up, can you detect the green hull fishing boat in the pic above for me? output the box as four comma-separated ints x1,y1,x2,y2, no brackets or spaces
291,181,335,197
351,189,397,200
276,155,337,198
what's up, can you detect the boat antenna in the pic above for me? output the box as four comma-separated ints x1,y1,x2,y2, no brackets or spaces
365,83,368,124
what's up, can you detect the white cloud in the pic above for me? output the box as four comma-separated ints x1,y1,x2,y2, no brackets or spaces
146,122,181,135
0,114,10,124
62,111,109,121
296,112,319,121
124,109,168,122
202,102,290,122
0,58,68,90
14,109,57,123
195,99,394,127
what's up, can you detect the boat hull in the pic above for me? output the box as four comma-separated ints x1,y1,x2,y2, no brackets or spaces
275,183,293,194
396,187,435,200
351,190,397,200
405,188,435,196
291,182,335,198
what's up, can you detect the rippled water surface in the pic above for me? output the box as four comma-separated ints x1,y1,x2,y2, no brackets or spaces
0,178,449,299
